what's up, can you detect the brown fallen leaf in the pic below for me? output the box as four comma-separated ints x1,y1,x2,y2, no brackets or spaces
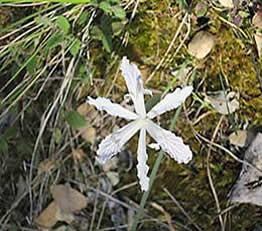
255,32,262,58
77,103,99,123
51,184,88,215
35,185,88,229
229,130,255,148
38,158,56,175
188,31,214,59
72,148,85,162
77,103,89,117
252,12,262,29
35,202,58,229
78,124,96,144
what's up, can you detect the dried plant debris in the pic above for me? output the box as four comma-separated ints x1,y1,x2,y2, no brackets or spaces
255,32,262,58
187,31,214,59
35,184,88,229
195,2,208,17
252,12,262,29
229,130,255,147
108,201,126,231
205,90,239,115
219,0,234,8
0,110,16,134
229,133,262,206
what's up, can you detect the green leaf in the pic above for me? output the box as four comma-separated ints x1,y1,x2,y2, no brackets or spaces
56,16,70,34
26,55,37,75
54,128,63,144
65,110,86,129
46,33,64,49
109,0,120,3
78,11,89,26
99,1,113,14
239,11,249,18
112,6,126,20
70,39,81,56
101,31,112,52
35,16,52,27
0,136,8,153
112,21,125,36
100,15,113,52
197,7,207,17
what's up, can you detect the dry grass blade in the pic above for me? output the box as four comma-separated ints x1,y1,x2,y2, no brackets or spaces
146,12,189,84
206,116,225,231
163,188,203,231
150,202,175,231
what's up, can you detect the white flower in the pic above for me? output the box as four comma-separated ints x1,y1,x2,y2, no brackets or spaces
87,57,193,191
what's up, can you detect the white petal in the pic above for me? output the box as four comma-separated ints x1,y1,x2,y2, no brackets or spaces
147,86,193,119
146,120,192,164
137,128,150,191
148,143,160,150
120,57,146,118
97,120,142,164
144,89,152,96
87,96,138,120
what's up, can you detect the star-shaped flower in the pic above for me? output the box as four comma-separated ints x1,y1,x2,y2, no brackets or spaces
87,57,193,191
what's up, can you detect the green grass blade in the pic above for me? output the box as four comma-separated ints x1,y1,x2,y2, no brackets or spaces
0,3,60,35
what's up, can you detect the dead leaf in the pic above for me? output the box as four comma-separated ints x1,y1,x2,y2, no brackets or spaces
51,184,88,214
205,91,239,115
77,103,99,123
252,12,262,29
106,171,120,186
78,124,96,144
35,184,88,229
77,103,89,117
188,31,214,59
56,208,75,224
230,133,262,206
16,175,26,201
229,130,255,147
38,159,56,175
35,202,58,229
218,0,234,8
255,32,262,58
102,157,119,172
72,148,85,162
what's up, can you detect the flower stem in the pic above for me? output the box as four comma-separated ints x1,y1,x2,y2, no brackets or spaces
130,106,182,231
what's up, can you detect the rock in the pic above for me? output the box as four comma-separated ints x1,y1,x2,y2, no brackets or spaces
188,31,214,59
229,133,262,206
